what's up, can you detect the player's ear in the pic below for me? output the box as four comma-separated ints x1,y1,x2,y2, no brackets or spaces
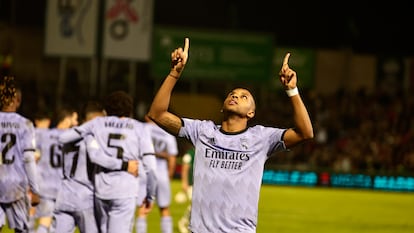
247,110,255,119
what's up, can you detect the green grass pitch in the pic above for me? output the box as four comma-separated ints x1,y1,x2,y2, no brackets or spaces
3,179,413,233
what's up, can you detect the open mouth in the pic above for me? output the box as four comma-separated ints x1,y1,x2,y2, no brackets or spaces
229,100,237,105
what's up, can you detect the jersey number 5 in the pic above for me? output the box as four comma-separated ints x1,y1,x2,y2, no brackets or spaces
107,133,124,159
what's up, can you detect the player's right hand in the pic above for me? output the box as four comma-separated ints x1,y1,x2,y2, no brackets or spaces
127,160,139,177
170,38,190,76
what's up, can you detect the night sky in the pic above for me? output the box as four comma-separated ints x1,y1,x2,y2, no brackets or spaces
1,0,413,56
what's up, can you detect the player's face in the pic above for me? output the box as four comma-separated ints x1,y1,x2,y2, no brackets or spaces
70,112,79,127
14,89,22,109
222,88,255,119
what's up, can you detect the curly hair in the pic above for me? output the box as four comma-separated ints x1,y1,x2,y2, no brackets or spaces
104,90,133,117
0,76,17,108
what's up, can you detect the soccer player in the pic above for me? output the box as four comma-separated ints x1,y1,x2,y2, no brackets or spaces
147,38,314,233
53,100,139,233
51,101,104,233
0,76,40,233
135,115,178,233
59,91,157,233
27,109,52,233
35,106,79,233
177,146,195,233
32,109,52,164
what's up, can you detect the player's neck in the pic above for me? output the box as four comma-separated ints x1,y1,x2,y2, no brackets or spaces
221,116,248,133
1,105,17,113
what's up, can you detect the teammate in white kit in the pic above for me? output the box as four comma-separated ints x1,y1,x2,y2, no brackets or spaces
59,91,157,233
27,109,52,233
147,38,314,233
135,116,178,233
35,106,79,233
52,101,104,233
0,76,40,233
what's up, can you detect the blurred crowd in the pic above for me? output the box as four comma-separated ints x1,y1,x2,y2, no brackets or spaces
3,61,413,177
260,87,414,176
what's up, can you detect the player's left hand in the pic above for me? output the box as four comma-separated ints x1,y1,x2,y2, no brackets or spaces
279,53,297,90
28,190,40,206
140,198,154,214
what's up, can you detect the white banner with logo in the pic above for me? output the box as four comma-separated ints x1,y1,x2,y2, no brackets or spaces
103,0,153,61
44,0,99,57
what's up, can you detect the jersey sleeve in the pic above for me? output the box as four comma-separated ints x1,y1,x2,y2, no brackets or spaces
262,126,288,155
166,134,178,156
23,151,40,194
59,128,83,144
22,120,40,194
140,125,157,200
59,119,96,144
143,153,157,201
84,135,124,170
178,118,202,144
141,124,155,156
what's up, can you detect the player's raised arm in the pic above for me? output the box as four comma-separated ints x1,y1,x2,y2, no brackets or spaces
279,53,314,148
147,38,190,136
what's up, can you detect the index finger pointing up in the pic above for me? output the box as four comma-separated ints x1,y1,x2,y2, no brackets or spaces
283,52,291,66
183,38,190,54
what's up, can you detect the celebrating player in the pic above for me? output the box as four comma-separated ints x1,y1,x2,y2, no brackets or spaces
147,38,314,233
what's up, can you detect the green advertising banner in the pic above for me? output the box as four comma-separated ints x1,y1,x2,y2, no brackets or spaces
151,27,274,82
272,47,315,89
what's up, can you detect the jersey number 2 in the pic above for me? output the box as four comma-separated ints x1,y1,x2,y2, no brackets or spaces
0,133,16,164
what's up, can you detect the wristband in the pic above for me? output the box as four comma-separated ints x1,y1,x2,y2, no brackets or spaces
121,161,128,171
146,195,156,202
285,87,299,97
